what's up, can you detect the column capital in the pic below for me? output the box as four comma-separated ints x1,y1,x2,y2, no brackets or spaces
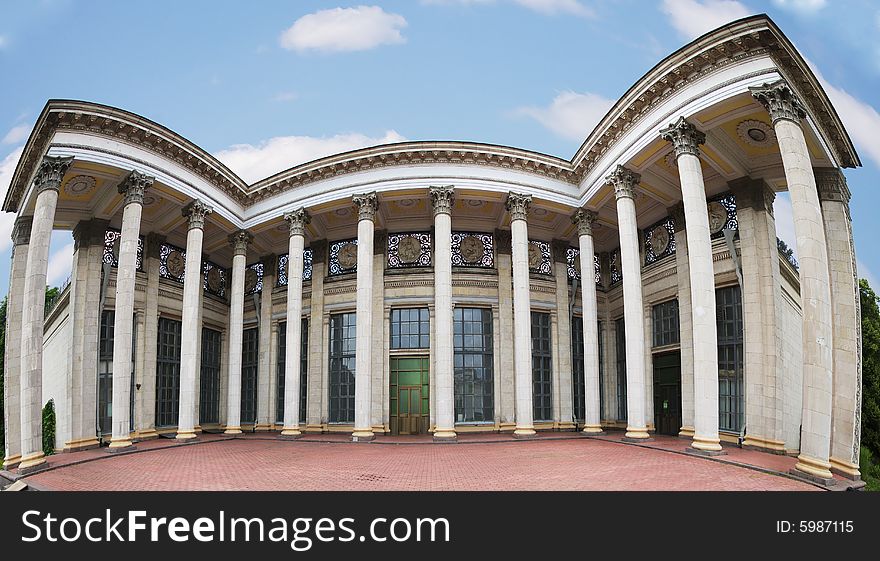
494,228,512,255
228,230,253,256
505,192,532,222
283,208,311,237
118,169,155,207
352,192,379,222
813,167,851,203
33,155,74,194
145,232,166,259
571,208,597,237
11,217,32,246
749,79,807,125
551,239,569,264
311,239,328,264
728,177,776,215
605,165,641,200
429,185,455,216
659,116,705,159
667,202,686,232
182,200,213,230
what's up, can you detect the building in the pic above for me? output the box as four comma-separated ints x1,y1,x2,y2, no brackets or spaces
1,15,863,484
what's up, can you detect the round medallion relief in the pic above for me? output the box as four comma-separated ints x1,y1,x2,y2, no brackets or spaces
528,244,543,269
337,243,358,269
459,236,484,264
166,250,185,278
397,236,421,263
207,267,223,293
63,175,97,198
650,227,670,255
707,201,728,234
244,269,259,294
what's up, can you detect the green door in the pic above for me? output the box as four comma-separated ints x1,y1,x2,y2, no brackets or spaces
653,351,681,436
390,357,430,435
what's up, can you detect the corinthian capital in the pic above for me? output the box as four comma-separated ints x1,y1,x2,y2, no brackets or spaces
429,185,455,216
505,192,532,222
283,208,311,237
182,200,213,230
605,165,640,201
749,80,806,125
34,155,74,194
229,230,253,256
118,169,155,207
659,116,705,160
571,208,597,237
352,192,379,222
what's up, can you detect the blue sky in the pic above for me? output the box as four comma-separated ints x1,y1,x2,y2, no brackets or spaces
1,0,878,300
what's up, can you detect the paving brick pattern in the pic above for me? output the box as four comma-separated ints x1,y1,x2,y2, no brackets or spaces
24,433,819,491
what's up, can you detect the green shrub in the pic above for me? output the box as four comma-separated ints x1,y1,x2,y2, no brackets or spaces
859,446,880,491
42,399,56,456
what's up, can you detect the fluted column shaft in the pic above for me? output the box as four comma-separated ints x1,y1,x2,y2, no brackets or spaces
752,80,834,481
176,201,212,439
282,210,310,436
573,210,603,434
224,231,250,434
109,171,153,450
352,193,378,441
660,117,721,453
430,186,457,441
607,165,649,440
508,193,536,438
4,218,31,469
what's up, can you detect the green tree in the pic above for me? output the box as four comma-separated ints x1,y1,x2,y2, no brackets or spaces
860,278,880,458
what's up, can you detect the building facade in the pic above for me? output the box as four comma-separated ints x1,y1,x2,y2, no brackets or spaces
1,16,864,483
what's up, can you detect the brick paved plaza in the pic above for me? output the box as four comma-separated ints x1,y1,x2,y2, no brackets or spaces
18,433,825,491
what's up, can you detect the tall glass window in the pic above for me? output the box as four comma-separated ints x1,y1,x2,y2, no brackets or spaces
615,317,627,421
391,308,430,349
199,327,221,424
156,317,182,427
598,321,604,419
571,316,585,423
241,327,259,424
531,311,552,421
717,285,744,432
329,313,356,423
277,319,309,424
652,299,680,347
453,307,494,423
97,311,137,435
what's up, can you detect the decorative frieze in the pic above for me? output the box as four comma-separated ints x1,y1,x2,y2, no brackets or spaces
329,238,359,276
451,232,494,268
388,232,432,268
643,216,676,265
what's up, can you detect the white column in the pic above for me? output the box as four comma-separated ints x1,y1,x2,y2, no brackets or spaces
752,80,835,481
4,218,31,469
429,186,457,441
18,156,72,472
573,209,604,435
107,171,153,451
660,117,722,454
137,233,164,440
352,192,378,441
176,200,212,439
224,230,251,434
606,165,650,440
507,192,536,438
281,209,310,437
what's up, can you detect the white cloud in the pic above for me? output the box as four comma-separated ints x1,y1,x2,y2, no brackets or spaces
46,241,74,288
2,124,29,145
279,6,407,53
272,91,298,102
660,0,752,40
771,0,827,13
214,130,407,183
422,0,594,17
0,146,24,253
514,90,614,140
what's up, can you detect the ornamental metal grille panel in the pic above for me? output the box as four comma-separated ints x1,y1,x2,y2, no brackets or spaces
644,217,676,265
199,327,222,424
244,262,264,296
303,248,313,281
159,242,186,282
202,261,227,298
103,228,144,271
276,318,309,424
652,299,680,347
387,232,432,268
717,285,744,432
528,240,552,275
531,311,553,421
328,238,358,276
565,248,602,285
708,192,738,240
610,249,622,285
453,307,495,423
451,232,494,268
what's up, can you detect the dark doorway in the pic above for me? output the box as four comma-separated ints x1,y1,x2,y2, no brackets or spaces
652,351,681,436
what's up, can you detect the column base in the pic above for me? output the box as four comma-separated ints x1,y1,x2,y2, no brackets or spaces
556,422,577,431
136,429,160,441
512,427,537,439
792,454,834,483
224,427,243,435
433,429,458,443
106,441,137,454
254,423,272,432
17,452,46,474
686,446,726,457
3,454,22,470
62,437,100,452
351,430,375,442
678,426,695,438
690,436,723,454
280,428,303,439
175,431,198,441
581,425,604,436
742,435,786,454
829,456,862,481
623,427,652,442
